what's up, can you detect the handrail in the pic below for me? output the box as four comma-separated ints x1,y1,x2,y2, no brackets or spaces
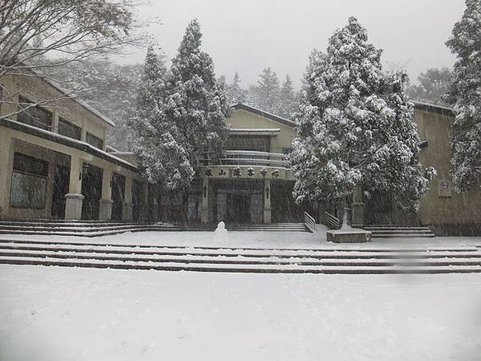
304,212,316,233
220,158,287,167
224,150,286,159
323,211,340,230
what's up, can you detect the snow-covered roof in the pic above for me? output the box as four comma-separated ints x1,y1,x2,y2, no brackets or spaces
0,117,136,171
25,67,116,127
229,128,281,136
231,103,296,127
413,101,454,116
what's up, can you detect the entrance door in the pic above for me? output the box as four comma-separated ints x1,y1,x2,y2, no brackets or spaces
81,164,103,220
51,165,69,219
227,193,250,223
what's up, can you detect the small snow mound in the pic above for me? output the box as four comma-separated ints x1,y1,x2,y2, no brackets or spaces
214,221,229,242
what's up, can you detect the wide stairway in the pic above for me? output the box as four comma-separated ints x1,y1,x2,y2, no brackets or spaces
0,238,480,274
0,220,309,237
0,220,203,237
364,225,435,238
226,223,309,232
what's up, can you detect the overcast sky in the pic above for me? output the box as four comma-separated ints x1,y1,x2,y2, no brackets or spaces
129,0,465,88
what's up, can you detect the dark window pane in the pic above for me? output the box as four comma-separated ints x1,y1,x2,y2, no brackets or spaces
10,153,48,209
10,172,47,209
226,136,270,152
86,132,104,149
58,117,81,140
13,153,49,177
17,96,52,130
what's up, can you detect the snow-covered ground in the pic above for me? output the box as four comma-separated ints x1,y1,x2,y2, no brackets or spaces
2,231,481,360
1,228,481,249
1,265,481,361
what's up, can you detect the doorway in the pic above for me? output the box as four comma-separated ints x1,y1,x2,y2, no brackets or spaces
227,192,250,223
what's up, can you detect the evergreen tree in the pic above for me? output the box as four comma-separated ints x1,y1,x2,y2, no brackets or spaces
129,46,193,190
406,67,453,106
225,72,247,104
248,67,280,114
291,17,434,218
164,19,229,164
278,74,298,118
446,0,481,192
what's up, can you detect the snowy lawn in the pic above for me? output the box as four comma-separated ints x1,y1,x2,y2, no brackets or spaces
1,228,481,249
1,265,481,361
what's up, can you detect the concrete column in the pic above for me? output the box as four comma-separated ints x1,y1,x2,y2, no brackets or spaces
122,175,133,221
351,186,365,228
65,155,84,220
52,111,59,133
200,177,209,224
98,168,113,221
263,179,272,224
81,119,87,142
0,132,11,217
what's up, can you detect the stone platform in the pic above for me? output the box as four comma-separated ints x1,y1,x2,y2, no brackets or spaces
327,228,371,243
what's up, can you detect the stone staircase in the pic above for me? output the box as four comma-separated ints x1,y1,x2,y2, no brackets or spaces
0,238,480,274
0,220,310,237
364,225,436,238
226,223,309,232
0,220,207,237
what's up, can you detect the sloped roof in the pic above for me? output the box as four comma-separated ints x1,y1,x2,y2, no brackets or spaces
25,67,116,127
231,103,296,127
413,101,454,117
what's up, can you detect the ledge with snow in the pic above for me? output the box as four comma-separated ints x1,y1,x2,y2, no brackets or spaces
327,227,371,243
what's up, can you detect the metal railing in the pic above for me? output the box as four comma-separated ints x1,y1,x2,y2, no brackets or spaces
199,150,289,168
304,212,316,233
323,211,340,230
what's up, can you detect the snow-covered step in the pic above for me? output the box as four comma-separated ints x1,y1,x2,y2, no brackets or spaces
364,226,435,238
1,255,481,274
0,238,478,256
227,223,308,232
2,239,481,274
3,248,481,268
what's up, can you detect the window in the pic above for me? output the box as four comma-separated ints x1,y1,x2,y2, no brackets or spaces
226,136,270,152
10,153,48,209
58,117,81,140
17,96,52,130
86,132,104,149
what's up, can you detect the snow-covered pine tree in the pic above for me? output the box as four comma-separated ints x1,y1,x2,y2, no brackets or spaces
406,67,453,106
248,67,280,114
226,72,247,105
290,17,434,220
129,46,193,190
446,0,481,192
278,74,298,119
164,19,229,165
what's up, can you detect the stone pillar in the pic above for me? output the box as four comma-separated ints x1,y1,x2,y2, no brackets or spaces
122,175,133,221
52,111,59,133
351,186,365,228
98,168,113,221
200,177,209,224
65,156,84,220
263,179,272,224
0,132,11,217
